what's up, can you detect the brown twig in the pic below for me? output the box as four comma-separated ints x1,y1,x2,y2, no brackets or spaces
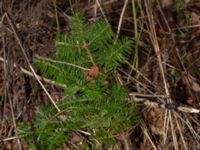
130,95,200,114
0,56,67,88
1,16,22,149
114,0,129,43
3,12,61,112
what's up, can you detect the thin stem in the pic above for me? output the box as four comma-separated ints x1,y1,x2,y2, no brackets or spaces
53,0,60,32
35,55,90,71
83,42,95,65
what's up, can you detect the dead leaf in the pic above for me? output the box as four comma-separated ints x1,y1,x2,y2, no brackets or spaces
88,64,99,77
84,64,99,79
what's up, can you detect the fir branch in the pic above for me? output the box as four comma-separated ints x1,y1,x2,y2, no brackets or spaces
19,12,138,149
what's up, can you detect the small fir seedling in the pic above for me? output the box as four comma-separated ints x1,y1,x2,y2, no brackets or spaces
18,12,139,149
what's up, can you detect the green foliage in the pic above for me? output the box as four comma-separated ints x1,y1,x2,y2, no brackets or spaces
174,0,187,12
35,12,133,85
19,12,139,149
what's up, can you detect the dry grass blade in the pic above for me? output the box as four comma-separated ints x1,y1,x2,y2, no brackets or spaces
144,1,180,149
157,2,198,103
177,113,200,141
173,112,188,150
141,120,158,150
0,56,67,88
0,136,18,142
130,95,200,113
144,0,170,98
169,112,179,150
114,0,129,43
95,0,109,23
1,17,22,150
3,12,61,112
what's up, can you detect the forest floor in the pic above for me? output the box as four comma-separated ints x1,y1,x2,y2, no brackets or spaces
0,0,200,149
